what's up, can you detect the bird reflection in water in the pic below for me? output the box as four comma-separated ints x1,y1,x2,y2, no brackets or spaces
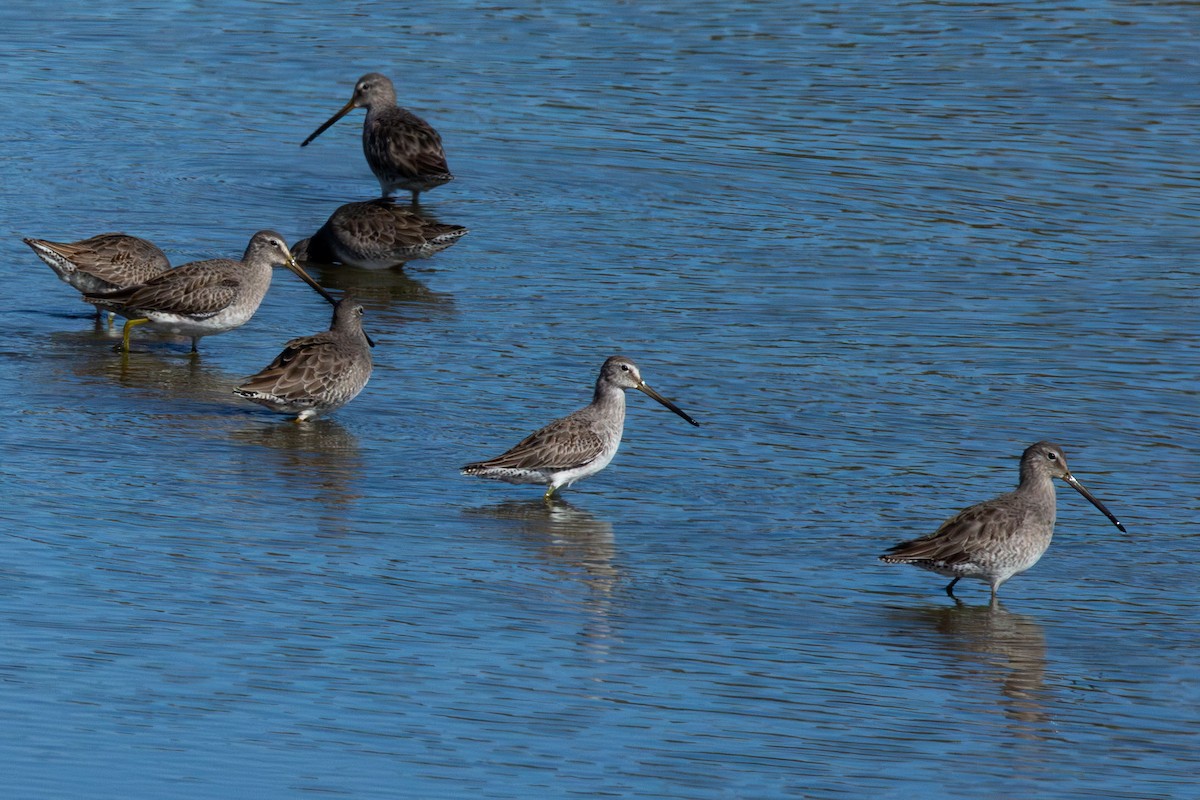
891,603,1055,739
306,260,454,329
465,498,618,653
53,327,238,406
229,419,364,529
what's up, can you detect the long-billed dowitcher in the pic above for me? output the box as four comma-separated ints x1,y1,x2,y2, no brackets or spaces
292,199,467,269
234,299,372,422
880,441,1126,601
84,230,335,353
461,356,700,500
24,233,170,321
300,73,453,204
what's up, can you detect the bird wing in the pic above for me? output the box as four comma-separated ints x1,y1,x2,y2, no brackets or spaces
470,414,607,472
371,110,451,177
882,500,1020,566
237,335,342,400
75,235,170,285
339,203,429,251
92,259,240,316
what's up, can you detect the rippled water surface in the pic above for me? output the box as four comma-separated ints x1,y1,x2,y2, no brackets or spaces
2,1,1198,798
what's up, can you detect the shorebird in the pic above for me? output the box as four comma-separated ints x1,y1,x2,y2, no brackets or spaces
24,233,170,321
300,73,453,204
292,199,467,269
880,441,1126,601
461,356,700,500
84,230,336,353
234,298,372,422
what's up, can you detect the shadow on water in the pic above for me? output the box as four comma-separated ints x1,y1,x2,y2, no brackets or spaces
465,498,619,651
886,602,1056,740
228,419,364,526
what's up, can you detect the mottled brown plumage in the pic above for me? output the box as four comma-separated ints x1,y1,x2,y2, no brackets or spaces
473,417,608,474
234,299,372,422
301,73,453,204
293,199,467,269
880,442,1126,601
24,233,170,318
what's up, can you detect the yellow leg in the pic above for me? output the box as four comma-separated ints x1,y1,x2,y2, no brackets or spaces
543,485,559,502
120,318,150,352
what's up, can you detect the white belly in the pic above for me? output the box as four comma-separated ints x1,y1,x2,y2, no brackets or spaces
144,304,256,338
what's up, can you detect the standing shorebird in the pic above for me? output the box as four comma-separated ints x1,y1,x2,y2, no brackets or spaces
234,299,372,422
300,73,453,204
461,356,700,500
880,441,1126,601
292,199,467,269
84,230,336,353
23,233,170,321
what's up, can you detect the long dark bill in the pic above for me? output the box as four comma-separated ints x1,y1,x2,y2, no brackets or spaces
284,256,376,347
284,256,338,306
1064,473,1126,532
638,383,700,427
300,99,356,147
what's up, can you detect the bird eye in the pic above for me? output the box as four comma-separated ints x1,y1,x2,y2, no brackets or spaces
620,364,630,372
1046,451,1058,461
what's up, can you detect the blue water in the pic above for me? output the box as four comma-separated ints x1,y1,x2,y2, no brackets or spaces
2,1,1198,798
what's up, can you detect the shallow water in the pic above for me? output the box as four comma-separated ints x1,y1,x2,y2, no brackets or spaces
2,1,1198,798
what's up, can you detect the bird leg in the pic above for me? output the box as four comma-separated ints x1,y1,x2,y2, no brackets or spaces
119,318,149,352
943,577,960,598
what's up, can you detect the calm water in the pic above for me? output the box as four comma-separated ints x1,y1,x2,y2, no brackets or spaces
2,1,1198,797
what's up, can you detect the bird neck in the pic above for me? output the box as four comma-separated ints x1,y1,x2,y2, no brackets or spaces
246,260,275,300
1017,463,1057,503
364,102,397,125
592,379,627,409
304,231,336,263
